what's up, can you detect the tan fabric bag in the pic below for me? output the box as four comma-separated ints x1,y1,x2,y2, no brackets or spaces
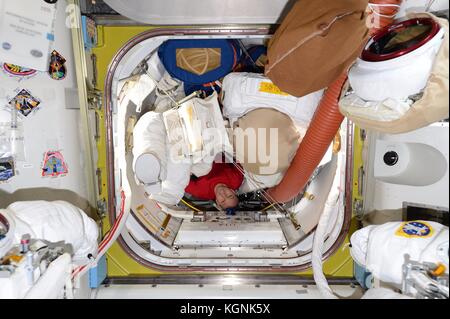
265,0,369,98
233,108,300,176
340,13,449,133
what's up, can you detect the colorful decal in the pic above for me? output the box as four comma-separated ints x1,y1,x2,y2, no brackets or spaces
41,151,68,177
2,63,37,79
8,89,41,117
395,221,434,238
48,50,67,80
0,156,15,182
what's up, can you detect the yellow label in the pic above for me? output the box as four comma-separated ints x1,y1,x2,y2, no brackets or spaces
258,82,289,96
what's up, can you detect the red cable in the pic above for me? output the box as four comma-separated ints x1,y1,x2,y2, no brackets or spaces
72,191,126,278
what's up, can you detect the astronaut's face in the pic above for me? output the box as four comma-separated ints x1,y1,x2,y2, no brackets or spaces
215,184,238,209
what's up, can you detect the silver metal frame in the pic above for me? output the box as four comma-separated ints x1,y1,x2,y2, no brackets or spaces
104,275,358,286
69,0,98,214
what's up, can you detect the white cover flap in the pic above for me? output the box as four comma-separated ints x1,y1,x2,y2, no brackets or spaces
104,0,290,25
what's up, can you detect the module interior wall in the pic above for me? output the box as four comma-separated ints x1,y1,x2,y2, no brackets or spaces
0,0,90,213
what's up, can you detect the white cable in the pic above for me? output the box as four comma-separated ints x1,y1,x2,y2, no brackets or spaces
311,197,339,299
368,3,401,7
311,155,341,299
231,161,287,215
368,3,401,18
426,0,436,12
65,270,75,299
146,70,180,107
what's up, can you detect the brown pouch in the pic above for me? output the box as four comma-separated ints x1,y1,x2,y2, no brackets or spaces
265,0,369,98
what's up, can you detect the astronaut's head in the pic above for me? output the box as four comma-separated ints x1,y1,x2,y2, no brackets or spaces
214,183,239,210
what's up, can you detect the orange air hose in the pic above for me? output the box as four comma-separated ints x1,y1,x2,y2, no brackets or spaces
367,0,402,35
266,74,347,203
266,0,403,203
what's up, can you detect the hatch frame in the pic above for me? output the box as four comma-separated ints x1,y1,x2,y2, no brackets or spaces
103,26,354,272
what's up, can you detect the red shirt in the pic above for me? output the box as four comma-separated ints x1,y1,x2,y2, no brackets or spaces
185,162,244,200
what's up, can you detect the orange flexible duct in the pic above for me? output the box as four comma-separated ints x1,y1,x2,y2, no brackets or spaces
266,0,403,203
266,74,347,203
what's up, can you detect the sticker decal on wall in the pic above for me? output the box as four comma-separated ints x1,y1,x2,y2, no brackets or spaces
2,63,37,80
48,50,67,80
0,156,15,182
8,89,41,117
41,151,68,177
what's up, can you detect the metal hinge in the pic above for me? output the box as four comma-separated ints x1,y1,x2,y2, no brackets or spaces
91,53,98,88
353,199,364,219
357,166,365,197
94,111,100,141
95,168,103,197
87,89,102,110
96,198,107,219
